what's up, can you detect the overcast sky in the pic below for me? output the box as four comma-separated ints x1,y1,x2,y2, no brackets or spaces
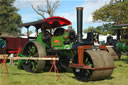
14,0,111,34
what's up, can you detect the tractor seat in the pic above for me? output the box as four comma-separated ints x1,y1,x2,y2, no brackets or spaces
54,28,65,36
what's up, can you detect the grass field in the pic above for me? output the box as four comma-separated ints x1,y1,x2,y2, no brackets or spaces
0,56,128,85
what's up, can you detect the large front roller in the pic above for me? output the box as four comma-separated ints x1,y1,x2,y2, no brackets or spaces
22,41,46,73
73,50,114,81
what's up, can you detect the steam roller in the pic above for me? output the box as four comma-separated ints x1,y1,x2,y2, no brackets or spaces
18,6,115,81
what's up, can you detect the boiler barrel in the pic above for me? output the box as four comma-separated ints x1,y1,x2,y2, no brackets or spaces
116,42,128,51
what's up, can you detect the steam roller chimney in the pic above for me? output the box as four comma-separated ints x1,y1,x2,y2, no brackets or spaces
76,7,83,43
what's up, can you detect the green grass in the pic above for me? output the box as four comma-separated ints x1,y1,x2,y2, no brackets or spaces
0,56,128,85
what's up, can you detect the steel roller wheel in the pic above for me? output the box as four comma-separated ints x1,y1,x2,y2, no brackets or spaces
73,51,93,81
22,41,46,73
107,47,119,60
73,50,114,81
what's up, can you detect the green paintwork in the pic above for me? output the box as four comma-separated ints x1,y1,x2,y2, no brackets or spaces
112,24,128,52
35,32,46,48
17,54,27,69
18,29,75,70
112,24,128,30
116,42,124,51
51,36,64,47
59,50,74,57
0,40,6,48
17,40,40,69
116,42,128,51
120,39,128,42
112,26,128,30
17,44,39,70
51,30,74,50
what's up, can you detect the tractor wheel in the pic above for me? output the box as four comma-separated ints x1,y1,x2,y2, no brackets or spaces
73,50,114,81
22,41,46,73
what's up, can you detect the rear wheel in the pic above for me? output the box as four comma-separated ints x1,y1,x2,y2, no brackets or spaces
22,41,46,73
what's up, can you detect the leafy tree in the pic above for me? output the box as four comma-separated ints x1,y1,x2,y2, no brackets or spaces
0,0,22,34
83,26,95,33
110,0,126,4
84,24,113,35
93,0,128,24
96,23,113,35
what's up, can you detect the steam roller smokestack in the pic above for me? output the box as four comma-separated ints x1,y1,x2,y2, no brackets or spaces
76,7,83,43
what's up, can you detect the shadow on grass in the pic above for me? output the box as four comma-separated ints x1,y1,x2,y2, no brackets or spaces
62,70,115,82
105,76,115,80
71,76,115,82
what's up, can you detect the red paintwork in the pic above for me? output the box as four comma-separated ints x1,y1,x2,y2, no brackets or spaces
8,48,21,54
54,40,59,43
70,63,116,70
77,45,107,66
65,29,69,32
6,38,28,53
78,45,93,65
43,16,72,28
70,45,109,69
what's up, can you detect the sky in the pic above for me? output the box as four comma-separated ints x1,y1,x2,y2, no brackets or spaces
14,0,111,34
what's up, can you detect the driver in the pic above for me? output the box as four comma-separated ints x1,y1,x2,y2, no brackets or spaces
41,22,52,48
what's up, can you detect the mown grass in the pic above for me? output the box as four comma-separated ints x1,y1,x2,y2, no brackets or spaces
0,56,128,85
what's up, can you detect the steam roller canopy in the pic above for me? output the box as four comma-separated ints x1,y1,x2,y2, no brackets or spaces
73,50,114,81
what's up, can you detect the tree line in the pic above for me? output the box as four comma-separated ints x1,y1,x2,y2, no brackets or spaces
84,0,128,35
1,0,128,35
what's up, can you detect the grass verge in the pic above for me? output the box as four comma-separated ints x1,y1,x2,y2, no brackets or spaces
0,56,128,85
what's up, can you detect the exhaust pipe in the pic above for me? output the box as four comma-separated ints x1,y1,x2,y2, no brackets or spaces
76,7,83,43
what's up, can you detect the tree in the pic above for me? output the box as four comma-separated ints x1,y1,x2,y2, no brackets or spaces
0,0,22,34
93,1,128,24
83,26,95,33
32,0,60,19
83,24,113,35
96,23,113,35
110,0,126,4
